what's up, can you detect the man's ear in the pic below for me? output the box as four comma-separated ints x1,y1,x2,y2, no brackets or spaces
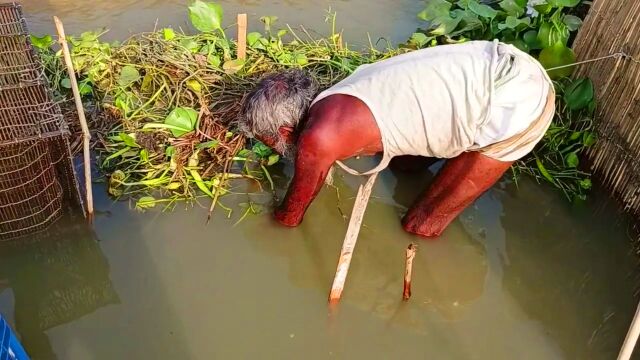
278,126,296,143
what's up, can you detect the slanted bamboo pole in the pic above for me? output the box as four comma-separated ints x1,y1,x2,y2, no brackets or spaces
237,14,247,60
328,173,378,303
403,243,417,301
54,16,94,220
618,302,640,360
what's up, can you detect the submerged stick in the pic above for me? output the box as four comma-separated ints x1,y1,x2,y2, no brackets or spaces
328,172,378,303
618,301,640,360
237,14,247,60
54,16,94,220
403,243,417,301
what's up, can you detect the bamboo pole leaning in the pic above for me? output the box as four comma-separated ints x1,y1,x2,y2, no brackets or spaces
328,173,378,303
618,302,640,360
53,16,94,220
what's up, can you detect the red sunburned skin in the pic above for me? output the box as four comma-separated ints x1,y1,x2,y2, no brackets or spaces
259,94,513,237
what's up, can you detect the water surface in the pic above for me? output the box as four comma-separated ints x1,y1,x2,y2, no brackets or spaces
2,1,640,359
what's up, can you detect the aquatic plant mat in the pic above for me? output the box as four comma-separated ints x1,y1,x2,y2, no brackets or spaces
32,0,598,215
0,2,82,240
572,0,640,227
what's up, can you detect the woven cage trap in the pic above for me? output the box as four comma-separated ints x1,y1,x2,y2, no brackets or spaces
0,2,83,240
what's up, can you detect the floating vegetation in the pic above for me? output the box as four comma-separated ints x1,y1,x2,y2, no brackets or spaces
32,0,595,213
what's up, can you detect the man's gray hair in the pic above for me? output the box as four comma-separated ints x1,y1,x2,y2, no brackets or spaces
237,69,319,140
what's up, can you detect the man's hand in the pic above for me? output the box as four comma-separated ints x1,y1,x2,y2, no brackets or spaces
273,132,335,227
274,207,303,227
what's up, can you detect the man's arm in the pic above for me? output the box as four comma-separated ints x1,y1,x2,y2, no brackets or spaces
402,151,513,237
274,133,336,227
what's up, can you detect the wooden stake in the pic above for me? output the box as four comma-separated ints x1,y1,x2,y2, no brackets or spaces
618,301,640,360
328,173,378,303
54,16,94,220
403,243,417,301
236,14,247,60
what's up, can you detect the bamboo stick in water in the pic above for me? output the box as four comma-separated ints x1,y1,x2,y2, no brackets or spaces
328,173,378,303
53,16,94,220
403,243,417,301
618,301,640,360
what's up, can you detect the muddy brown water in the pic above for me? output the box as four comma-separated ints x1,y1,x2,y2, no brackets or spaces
1,1,640,359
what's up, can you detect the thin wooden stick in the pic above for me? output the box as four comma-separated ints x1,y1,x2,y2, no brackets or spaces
328,172,378,303
403,243,417,301
54,16,94,220
618,301,640,360
236,14,247,60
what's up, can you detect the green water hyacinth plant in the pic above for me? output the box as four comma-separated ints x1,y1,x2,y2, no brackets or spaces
32,0,595,211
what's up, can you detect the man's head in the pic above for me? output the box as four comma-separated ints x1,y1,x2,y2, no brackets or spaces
237,69,319,158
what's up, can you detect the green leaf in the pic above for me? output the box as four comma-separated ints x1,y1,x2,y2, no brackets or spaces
196,140,220,149
564,78,594,111
188,1,224,33
267,153,280,166
189,169,214,197
547,0,581,7
247,32,264,49
252,141,272,158
140,149,149,163
136,196,157,210
565,152,579,168
418,0,461,36
579,178,592,190
563,15,582,31
165,145,176,157
409,32,432,47
30,34,53,49
498,16,531,31
293,53,308,66
187,79,203,93
208,54,221,67
523,30,541,50
78,80,93,96
163,107,199,137
179,38,200,52
222,59,245,74
418,0,451,22
118,65,140,87
537,21,569,48
535,157,555,184
499,0,525,16
538,43,576,79
583,132,596,147
163,28,176,40
277,29,288,38
119,133,139,147
569,131,582,141
468,0,499,19
102,147,131,166
60,78,71,89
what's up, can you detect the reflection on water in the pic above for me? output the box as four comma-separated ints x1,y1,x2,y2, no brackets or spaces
0,215,118,360
0,165,638,359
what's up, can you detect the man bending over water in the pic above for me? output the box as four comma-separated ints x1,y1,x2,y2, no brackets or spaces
237,40,555,237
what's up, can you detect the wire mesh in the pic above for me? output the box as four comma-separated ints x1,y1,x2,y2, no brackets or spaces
0,3,27,36
0,2,84,240
0,140,64,239
0,34,46,86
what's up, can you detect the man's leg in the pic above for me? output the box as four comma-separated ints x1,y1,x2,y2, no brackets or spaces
402,151,513,238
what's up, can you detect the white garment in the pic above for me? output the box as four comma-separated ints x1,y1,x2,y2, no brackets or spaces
311,40,553,175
